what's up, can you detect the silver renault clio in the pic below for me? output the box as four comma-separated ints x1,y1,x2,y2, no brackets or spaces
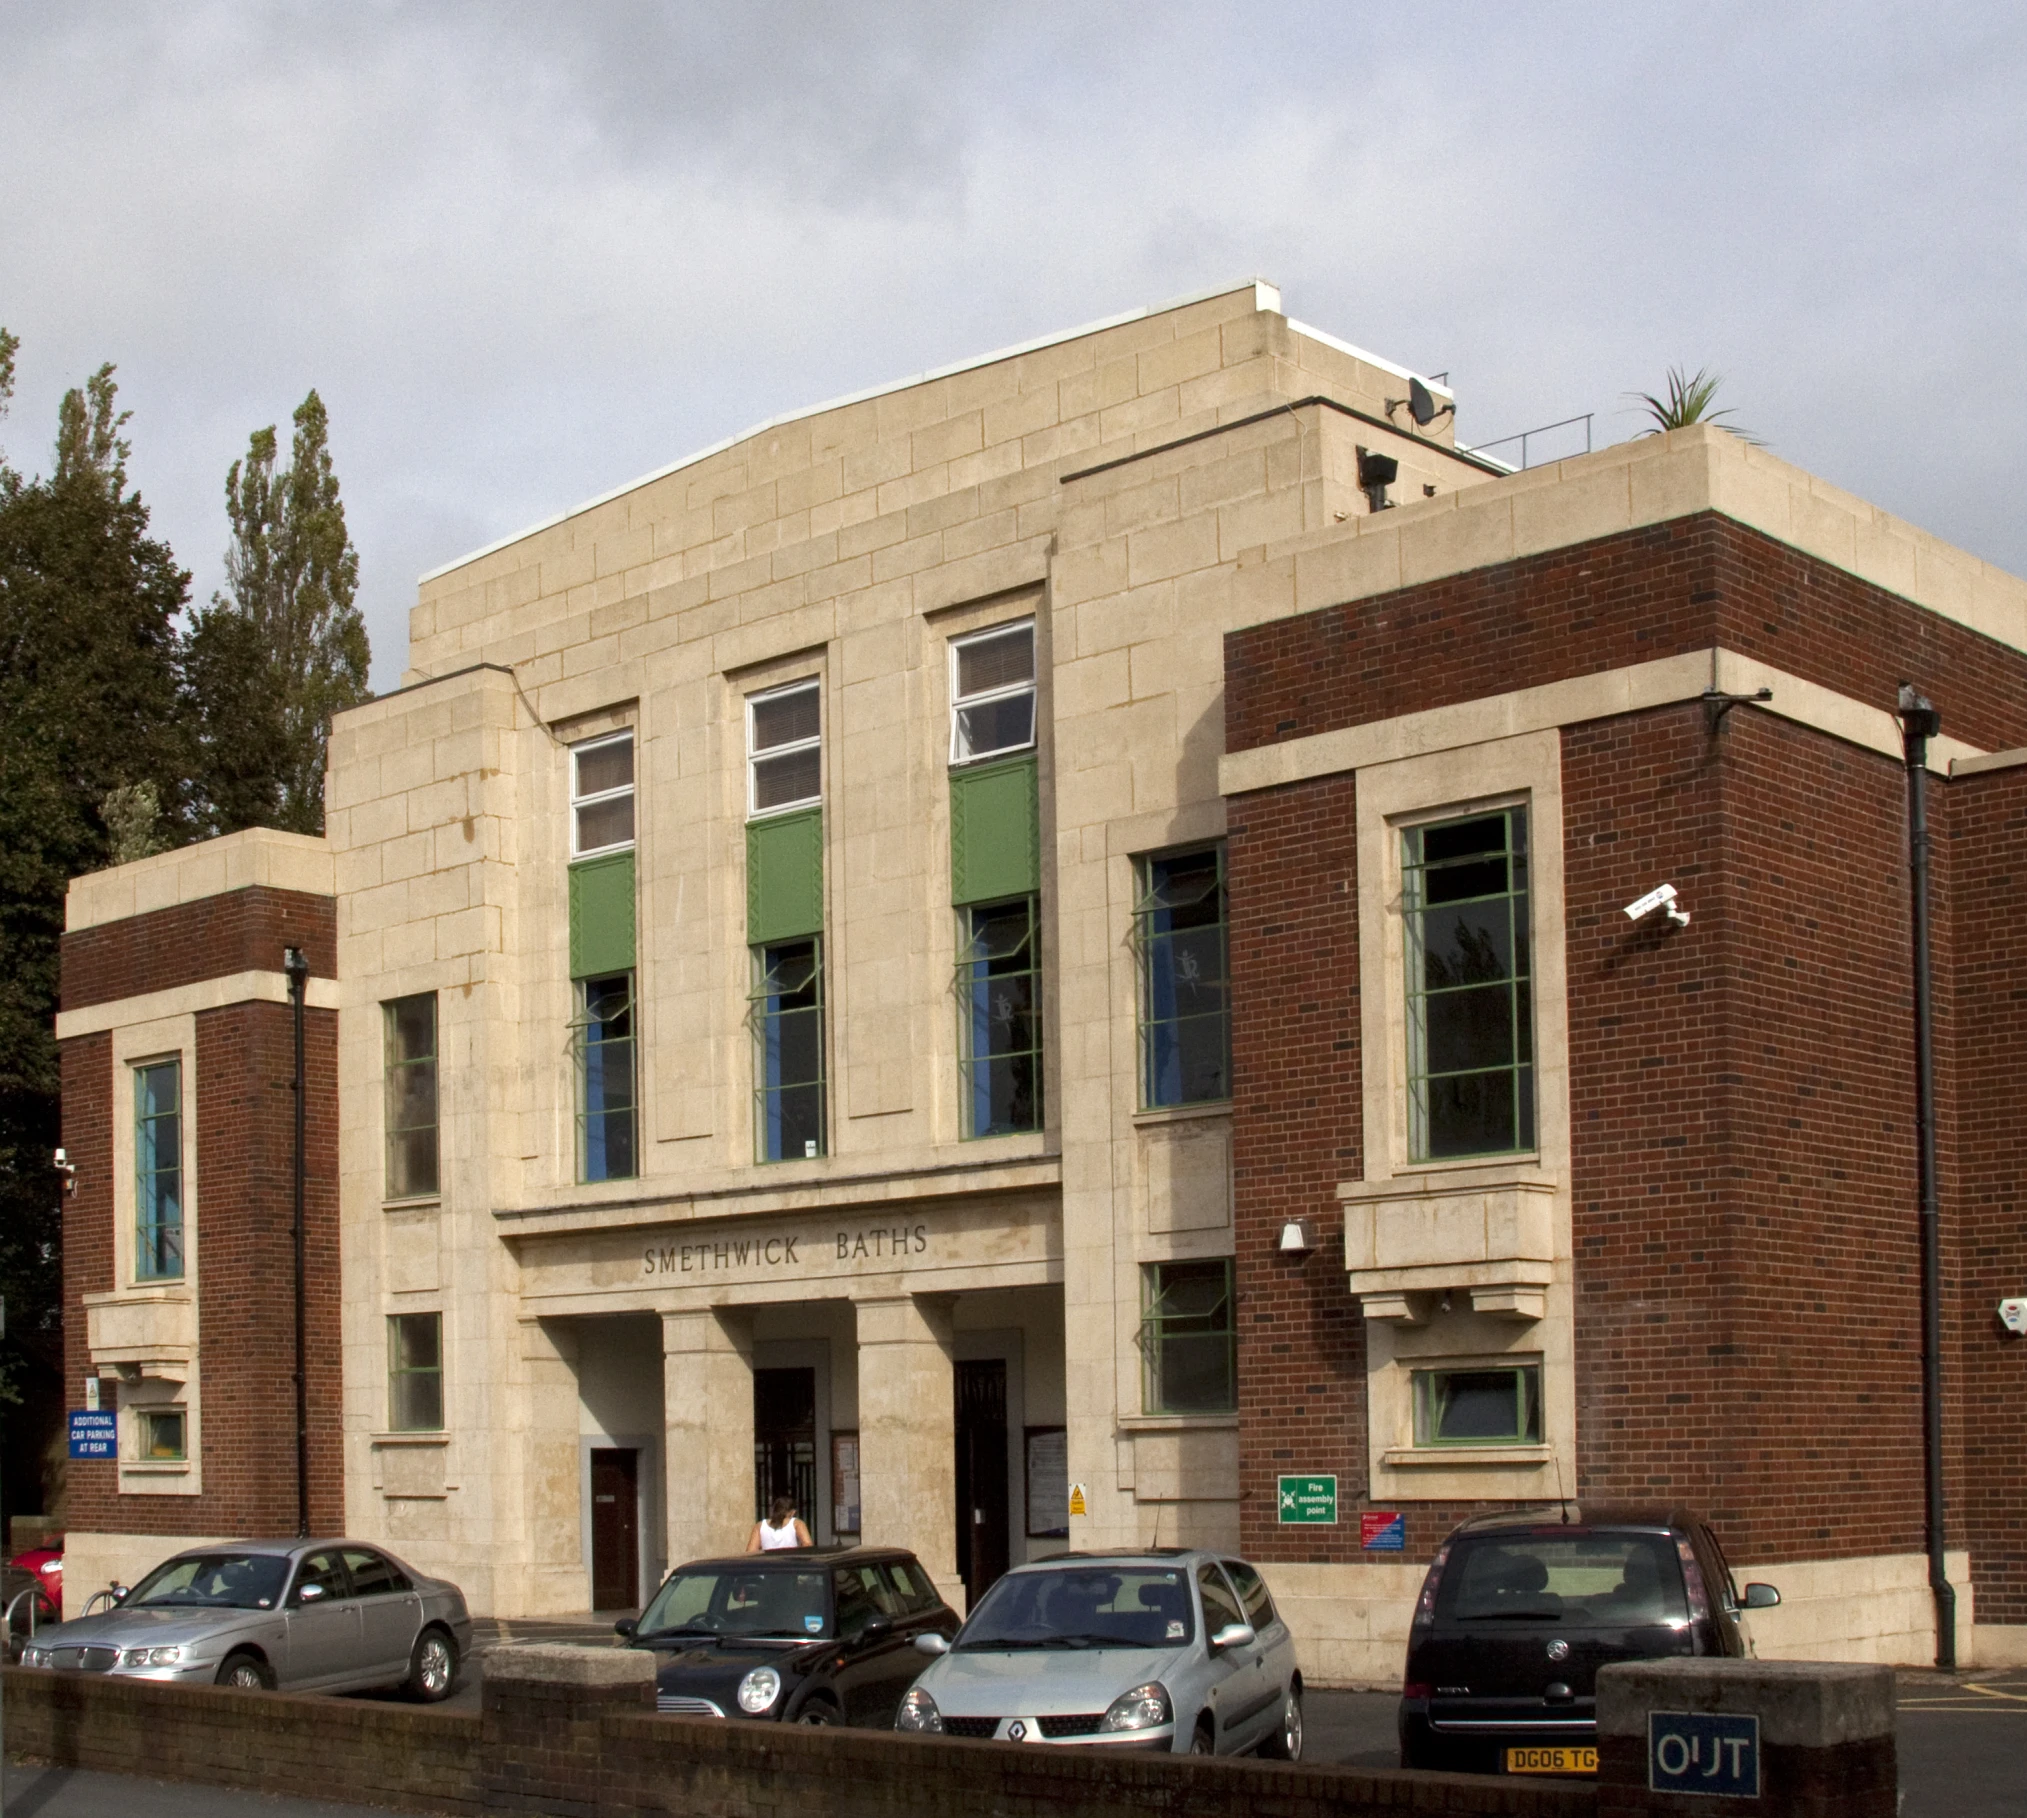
895,1550,1302,1758
18,1539,470,1699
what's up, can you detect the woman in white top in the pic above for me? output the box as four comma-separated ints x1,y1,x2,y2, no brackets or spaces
747,1495,813,1552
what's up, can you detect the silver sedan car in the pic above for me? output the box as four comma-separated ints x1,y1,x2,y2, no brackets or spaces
19,1538,470,1699
896,1550,1302,1758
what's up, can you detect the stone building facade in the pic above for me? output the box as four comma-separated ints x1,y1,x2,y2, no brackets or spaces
54,282,2027,1681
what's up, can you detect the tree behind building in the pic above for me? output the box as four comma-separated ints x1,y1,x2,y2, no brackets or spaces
187,389,370,836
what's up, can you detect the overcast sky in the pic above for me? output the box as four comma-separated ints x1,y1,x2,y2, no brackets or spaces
3,2,2021,692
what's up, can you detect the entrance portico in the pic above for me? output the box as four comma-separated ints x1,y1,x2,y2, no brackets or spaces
510,1187,1063,1613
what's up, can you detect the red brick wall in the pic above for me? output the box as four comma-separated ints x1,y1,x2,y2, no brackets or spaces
61,887,335,1012
1943,765,2027,1622
59,900,341,1542
1225,514,2027,759
1226,773,1375,1561
1224,519,2006,1578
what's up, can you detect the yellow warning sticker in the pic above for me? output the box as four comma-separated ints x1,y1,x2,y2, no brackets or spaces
1068,1482,1087,1516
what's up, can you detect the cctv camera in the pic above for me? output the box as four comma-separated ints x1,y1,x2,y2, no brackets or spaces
1624,883,1690,929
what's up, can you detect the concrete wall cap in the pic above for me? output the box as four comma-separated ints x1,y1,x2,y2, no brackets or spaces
482,1643,654,1687
1595,1659,1895,1748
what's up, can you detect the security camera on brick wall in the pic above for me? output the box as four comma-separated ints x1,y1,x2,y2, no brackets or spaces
1624,883,1690,929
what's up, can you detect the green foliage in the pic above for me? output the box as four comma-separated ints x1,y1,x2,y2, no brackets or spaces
187,390,370,836
1631,366,1762,445
0,353,193,1413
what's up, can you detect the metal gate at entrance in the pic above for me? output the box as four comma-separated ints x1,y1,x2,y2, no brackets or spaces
954,1359,1010,1606
753,1366,817,1528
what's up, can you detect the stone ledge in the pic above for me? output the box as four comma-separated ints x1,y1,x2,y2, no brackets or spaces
1595,1658,1895,1749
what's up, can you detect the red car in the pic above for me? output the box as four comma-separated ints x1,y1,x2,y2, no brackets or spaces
9,1547,63,1622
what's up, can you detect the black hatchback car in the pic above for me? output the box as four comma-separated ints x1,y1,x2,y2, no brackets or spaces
619,1547,960,1728
1398,1505,1780,1777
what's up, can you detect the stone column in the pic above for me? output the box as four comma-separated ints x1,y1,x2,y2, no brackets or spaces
855,1293,959,1600
661,1307,755,1567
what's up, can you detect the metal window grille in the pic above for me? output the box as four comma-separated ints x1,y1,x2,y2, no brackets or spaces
1403,806,1535,1161
748,680,822,817
1132,847,1230,1108
750,938,826,1161
571,731,636,857
382,993,439,1199
388,1312,444,1432
954,897,1043,1137
1136,1259,1236,1414
572,972,638,1182
134,1059,183,1281
949,622,1036,765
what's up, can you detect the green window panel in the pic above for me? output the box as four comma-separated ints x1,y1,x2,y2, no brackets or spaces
569,850,637,979
747,806,825,945
950,754,1039,906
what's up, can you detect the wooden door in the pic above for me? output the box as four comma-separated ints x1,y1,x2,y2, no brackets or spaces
954,1360,1010,1606
590,1447,640,1610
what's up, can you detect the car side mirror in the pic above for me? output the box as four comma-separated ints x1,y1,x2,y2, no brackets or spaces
913,1631,950,1656
1209,1622,1256,1652
613,1618,637,1639
110,1584,128,1606
297,1582,326,1604
1741,1583,1781,1610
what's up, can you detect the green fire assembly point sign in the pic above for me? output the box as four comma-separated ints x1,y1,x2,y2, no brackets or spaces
1277,1474,1338,1524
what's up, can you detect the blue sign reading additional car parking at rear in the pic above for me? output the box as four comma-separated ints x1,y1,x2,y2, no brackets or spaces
1648,1710,1759,1797
67,1410,116,1459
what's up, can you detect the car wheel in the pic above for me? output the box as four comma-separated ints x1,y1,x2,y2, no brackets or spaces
795,1699,839,1725
1190,1717,1216,1755
1260,1686,1302,1761
405,1627,458,1703
216,1650,276,1691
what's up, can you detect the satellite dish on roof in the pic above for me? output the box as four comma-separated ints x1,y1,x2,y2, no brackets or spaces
1387,377,1456,429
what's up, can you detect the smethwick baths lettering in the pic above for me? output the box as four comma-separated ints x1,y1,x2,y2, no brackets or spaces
642,1224,929,1275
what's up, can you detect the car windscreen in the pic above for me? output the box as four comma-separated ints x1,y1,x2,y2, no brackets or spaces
124,1553,292,1611
636,1567,831,1641
1436,1532,1688,1629
957,1566,1193,1650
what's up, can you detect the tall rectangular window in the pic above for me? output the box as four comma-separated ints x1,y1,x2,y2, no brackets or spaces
134,1059,183,1281
572,731,635,857
957,897,1042,1137
1135,846,1230,1107
752,938,825,1161
1138,1259,1236,1414
749,680,822,816
949,622,1035,765
1403,806,1534,1161
388,1312,444,1432
574,973,637,1182
383,994,439,1199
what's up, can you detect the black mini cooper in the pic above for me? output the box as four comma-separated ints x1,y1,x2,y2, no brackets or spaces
1398,1505,1780,1777
619,1547,960,1728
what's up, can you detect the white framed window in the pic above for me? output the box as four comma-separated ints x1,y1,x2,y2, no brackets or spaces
949,621,1036,766
571,731,635,857
748,680,822,817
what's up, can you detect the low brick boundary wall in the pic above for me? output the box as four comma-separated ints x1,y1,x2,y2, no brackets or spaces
4,1653,1593,1818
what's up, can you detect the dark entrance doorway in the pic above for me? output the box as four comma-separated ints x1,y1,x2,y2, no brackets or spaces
754,1366,818,1528
590,1447,639,1610
954,1359,1010,1606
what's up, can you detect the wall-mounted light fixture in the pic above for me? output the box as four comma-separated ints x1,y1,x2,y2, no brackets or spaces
52,1147,77,1196
1355,448,1399,513
1278,1218,1316,1256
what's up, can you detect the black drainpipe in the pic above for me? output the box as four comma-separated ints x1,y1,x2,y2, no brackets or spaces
1896,684,1955,1670
285,945,311,1541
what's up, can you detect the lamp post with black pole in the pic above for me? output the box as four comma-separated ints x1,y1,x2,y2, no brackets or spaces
1897,683,1956,1671
284,947,311,1542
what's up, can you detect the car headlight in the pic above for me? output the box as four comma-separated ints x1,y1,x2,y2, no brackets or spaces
119,1646,184,1668
20,1647,51,1669
737,1666,781,1714
895,1687,942,1733
1099,1681,1172,1732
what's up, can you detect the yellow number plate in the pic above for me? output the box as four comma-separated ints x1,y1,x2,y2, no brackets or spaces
1506,1746,1597,1775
